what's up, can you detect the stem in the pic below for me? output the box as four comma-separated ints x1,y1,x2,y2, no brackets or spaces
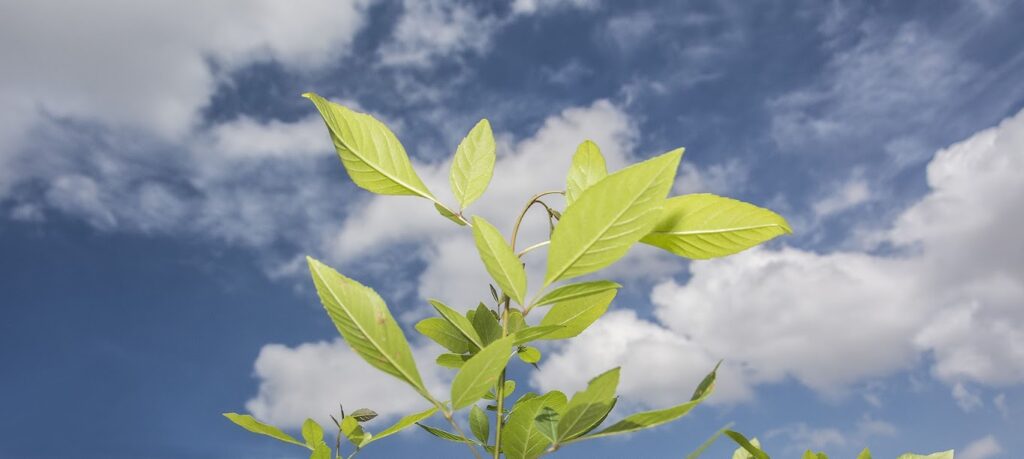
516,240,550,258
492,297,512,459
510,190,564,250
444,410,484,459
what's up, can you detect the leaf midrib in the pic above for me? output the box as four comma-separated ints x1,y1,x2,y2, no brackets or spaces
648,223,789,236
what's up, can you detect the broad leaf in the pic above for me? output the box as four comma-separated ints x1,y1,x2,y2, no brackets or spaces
511,325,564,345
472,217,527,305
341,416,369,446
856,448,872,459
417,423,474,443
308,257,428,399
896,452,954,459
565,140,607,206
545,149,682,285
429,300,484,350
310,442,331,459
484,380,516,400
436,353,471,368
451,336,515,409
303,93,435,200
450,119,496,209
557,367,620,442
416,317,471,353
539,289,616,339
223,413,307,448
641,194,791,259
508,309,527,334
472,303,502,346
803,451,828,459
501,391,567,459
518,346,541,363
534,407,560,442
470,405,490,443
365,406,437,444
726,432,769,459
302,419,324,448
349,408,378,422
532,280,621,308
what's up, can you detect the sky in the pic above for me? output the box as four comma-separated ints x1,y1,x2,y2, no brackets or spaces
0,0,1022,458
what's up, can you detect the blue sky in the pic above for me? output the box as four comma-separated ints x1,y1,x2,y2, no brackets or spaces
1,1,1022,458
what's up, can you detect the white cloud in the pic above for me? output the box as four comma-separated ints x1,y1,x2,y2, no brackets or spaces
378,0,500,68
812,174,871,218
960,435,1003,459
764,416,896,455
511,0,601,15
246,339,446,429
201,116,329,160
951,382,983,412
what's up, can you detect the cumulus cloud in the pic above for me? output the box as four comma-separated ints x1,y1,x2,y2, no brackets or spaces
960,435,1003,459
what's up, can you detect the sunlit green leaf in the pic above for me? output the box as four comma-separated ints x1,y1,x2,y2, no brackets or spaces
502,391,567,459
472,303,502,346
508,309,527,334
302,418,324,448
310,441,331,459
565,140,607,206
451,336,515,409
641,193,791,259
435,203,467,226
223,413,307,448
416,317,471,353
545,149,682,285
417,423,474,443
365,406,437,445
534,407,560,442
532,280,621,308
856,448,872,459
436,353,471,369
511,325,564,345
303,93,435,200
803,451,829,459
341,416,369,446
896,452,954,459
557,367,620,442
472,216,527,305
484,380,516,400
349,408,378,423
518,346,541,363
726,432,769,459
470,405,490,443
539,289,616,339
450,119,496,209
429,299,484,350
308,257,428,399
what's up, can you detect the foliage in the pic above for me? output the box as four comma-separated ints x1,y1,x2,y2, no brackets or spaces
716,430,955,459
226,93,802,458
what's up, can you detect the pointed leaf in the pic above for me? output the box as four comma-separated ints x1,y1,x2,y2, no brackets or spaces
470,405,490,443
896,452,954,459
508,309,528,333
416,423,474,444
341,416,369,446
308,257,428,398
539,289,616,340
365,406,438,444
223,413,307,448
518,346,541,363
451,336,515,409
436,353,471,369
534,407,560,442
565,140,607,206
303,93,435,199
429,300,484,350
310,441,331,459
349,408,378,422
856,448,872,459
726,432,769,459
416,317,471,353
502,391,567,459
472,216,527,305
484,380,516,400
545,149,683,285
511,325,564,345
302,418,324,447
532,280,621,308
472,303,502,346
557,367,620,442
435,203,468,226
641,193,791,259
450,119,496,209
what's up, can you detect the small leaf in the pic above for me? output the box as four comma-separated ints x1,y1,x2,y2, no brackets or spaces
532,280,621,308
349,408,378,423
308,258,429,399
565,140,608,206
341,416,369,446
429,300,484,350
557,368,620,442
545,149,683,285
691,361,721,400
511,325,564,345
539,289,616,339
896,452,954,459
310,441,331,459
435,203,467,226
303,93,435,200
472,216,528,305
470,405,490,443
508,310,527,334
417,423,474,443
472,303,502,346
223,413,307,448
518,346,541,363
534,407,560,442
302,418,324,447
641,194,791,259
450,119,496,209
856,448,872,459
451,336,515,409
364,406,437,445
484,380,517,400
501,391,568,459
416,317,472,353
436,353,471,369
725,431,770,459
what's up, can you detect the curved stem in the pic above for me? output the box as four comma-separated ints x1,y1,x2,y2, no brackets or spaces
516,240,550,258
510,190,564,250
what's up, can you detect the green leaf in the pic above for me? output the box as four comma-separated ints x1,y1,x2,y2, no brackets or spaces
896,452,954,459
429,300,484,350
436,353,471,368
518,346,541,363
472,216,527,305
803,452,829,459
539,289,616,340
303,93,435,200
501,391,568,459
302,418,324,448
435,203,468,226
349,408,378,422
545,149,683,285
484,380,516,400
557,367,620,442
508,309,528,334
223,413,307,448
684,422,735,459
856,448,872,459
511,325,564,345
365,406,437,444
472,303,503,346
565,140,608,206
310,441,331,459
534,407,560,442
691,361,721,400
470,405,490,443
417,423,474,444
416,317,471,353
532,280,621,308
450,119,496,209
308,257,429,399
451,336,515,409
571,364,717,441
726,432,769,459
641,193,791,259
341,416,369,446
